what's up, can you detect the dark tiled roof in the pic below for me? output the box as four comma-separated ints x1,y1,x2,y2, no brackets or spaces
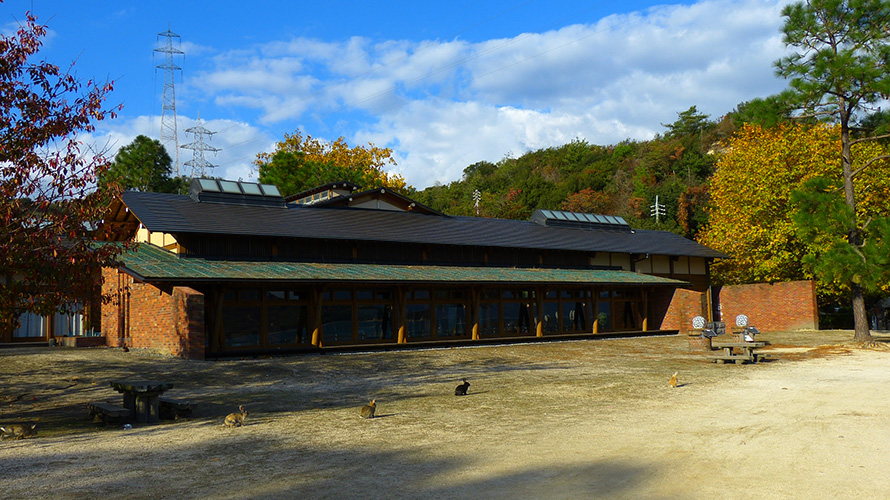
120,191,725,258
120,243,688,285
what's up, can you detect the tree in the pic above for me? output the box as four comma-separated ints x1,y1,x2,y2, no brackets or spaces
775,0,890,341
0,11,127,335
662,106,714,139
255,130,408,197
699,123,890,291
100,135,186,193
729,96,795,129
791,177,890,300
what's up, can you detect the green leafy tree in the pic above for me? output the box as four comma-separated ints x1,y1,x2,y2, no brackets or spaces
792,177,890,300
100,135,186,193
776,0,890,342
0,11,127,335
729,96,794,129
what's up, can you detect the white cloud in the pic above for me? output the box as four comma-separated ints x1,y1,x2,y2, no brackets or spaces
93,115,271,183
133,0,797,188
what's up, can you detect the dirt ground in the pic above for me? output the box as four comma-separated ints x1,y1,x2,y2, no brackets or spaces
2,330,890,500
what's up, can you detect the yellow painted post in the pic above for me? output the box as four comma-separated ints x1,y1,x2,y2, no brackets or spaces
311,289,322,347
641,289,649,331
397,287,407,344
592,287,599,334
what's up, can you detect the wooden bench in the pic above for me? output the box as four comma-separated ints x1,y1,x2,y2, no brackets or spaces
709,341,768,364
159,397,194,420
88,402,132,425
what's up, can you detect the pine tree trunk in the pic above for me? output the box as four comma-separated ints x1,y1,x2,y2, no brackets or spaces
851,283,873,343
840,106,872,343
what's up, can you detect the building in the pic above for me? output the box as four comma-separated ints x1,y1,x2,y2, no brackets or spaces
97,179,725,359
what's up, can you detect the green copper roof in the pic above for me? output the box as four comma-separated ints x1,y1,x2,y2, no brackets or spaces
119,243,686,286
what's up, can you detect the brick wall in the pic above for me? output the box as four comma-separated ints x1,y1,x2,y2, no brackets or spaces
718,280,818,331
658,288,705,331
658,280,819,333
100,268,205,359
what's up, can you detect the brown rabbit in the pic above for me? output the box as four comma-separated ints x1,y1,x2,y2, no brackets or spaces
669,371,678,388
454,378,470,396
224,405,248,427
360,400,376,419
1,423,37,440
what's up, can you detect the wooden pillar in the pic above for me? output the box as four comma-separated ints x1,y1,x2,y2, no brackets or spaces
397,286,407,344
641,289,649,331
592,286,599,334
310,288,323,347
211,288,224,353
535,287,544,337
471,288,480,340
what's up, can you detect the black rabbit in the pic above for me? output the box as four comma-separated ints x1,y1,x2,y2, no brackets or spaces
454,378,470,396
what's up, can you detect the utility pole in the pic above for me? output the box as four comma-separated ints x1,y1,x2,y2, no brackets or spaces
155,27,184,176
650,195,666,223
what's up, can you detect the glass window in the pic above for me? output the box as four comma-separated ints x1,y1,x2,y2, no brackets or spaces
222,306,261,347
406,304,431,338
435,304,466,337
412,290,430,300
357,305,393,341
478,303,499,336
563,301,588,332
503,302,535,335
53,308,84,336
219,180,241,194
542,301,560,333
356,290,373,301
267,305,307,345
333,289,352,301
288,291,305,301
238,289,260,301
13,312,45,338
597,302,611,331
240,183,263,196
267,290,286,301
322,305,353,343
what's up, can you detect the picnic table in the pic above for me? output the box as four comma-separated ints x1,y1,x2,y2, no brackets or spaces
709,341,768,364
110,380,174,423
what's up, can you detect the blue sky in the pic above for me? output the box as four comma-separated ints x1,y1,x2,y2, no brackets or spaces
3,0,792,189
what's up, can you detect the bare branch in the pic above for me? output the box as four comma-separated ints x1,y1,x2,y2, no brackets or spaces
851,154,890,179
850,132,890,145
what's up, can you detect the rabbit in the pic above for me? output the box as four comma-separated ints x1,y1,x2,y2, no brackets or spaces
1,423,37,440
454,378,470,396
224,405,248,427
669,372,678,388
360,399,376,419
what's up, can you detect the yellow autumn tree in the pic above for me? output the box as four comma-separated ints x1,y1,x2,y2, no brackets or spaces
699,123,890,290
254,130,408,196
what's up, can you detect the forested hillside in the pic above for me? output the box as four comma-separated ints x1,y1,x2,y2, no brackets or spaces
412,105,741,240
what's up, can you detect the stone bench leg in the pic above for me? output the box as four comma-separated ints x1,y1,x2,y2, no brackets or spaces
134,394,161,423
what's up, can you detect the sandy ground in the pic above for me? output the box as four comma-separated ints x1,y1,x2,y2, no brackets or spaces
2,330,890,499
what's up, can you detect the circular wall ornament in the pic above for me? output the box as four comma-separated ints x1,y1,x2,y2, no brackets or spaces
736,314,748,327
692,316,706,329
